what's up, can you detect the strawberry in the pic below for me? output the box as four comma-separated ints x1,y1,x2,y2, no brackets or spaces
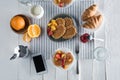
48,31,53,36
61,58,65,68
58,2,64,7
47,28,51,33
55,54,61,59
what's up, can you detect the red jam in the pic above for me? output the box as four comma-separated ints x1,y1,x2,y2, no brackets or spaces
80,33,89,43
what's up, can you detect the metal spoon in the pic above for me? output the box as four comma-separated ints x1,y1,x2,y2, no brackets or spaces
88,34,104,42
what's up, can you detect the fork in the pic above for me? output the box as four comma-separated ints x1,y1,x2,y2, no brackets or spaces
75,42,79,74
104,61,107,80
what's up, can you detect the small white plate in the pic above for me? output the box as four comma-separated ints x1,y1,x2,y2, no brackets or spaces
51,48,76,71
29,5,44,19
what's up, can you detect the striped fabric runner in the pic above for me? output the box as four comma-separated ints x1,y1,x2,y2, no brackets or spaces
30,0,95,60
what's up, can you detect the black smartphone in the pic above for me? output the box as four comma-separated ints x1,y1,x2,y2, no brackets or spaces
33,54,47,74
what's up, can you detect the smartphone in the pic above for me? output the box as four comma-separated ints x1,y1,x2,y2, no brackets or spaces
32,54,47,74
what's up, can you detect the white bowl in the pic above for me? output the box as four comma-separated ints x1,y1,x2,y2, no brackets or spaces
29,5,44,19
52,48,76,71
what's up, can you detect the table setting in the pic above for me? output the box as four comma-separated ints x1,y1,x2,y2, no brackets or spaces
9,0,108,80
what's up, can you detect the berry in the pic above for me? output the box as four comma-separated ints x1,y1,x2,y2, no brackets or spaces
61,58,65,68
48,31,53,36
47,28,51,33
58,2,64,7
47,28,53,36
80,33,89,43
55,54,61,59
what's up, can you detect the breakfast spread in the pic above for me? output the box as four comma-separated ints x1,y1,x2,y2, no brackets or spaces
54,0,73,7
81,4,103,30
9,2,106,74
53,50,73,69
47,16,77,40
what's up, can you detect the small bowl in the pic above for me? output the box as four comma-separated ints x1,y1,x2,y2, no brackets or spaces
29,5,44,19
52,0,75,9
52,48,75,71
10,14,31,34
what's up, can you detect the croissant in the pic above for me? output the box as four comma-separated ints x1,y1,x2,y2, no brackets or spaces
83,15,103,29
82,4,98,21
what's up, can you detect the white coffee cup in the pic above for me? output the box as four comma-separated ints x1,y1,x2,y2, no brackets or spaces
30,5,44,19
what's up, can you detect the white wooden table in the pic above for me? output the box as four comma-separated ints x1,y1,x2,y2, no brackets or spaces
0,0,120,80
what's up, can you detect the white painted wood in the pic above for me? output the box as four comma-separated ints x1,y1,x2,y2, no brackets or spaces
68,59,81,80
0,0,19,80
1,0,120,80
56,69,67,80
80,60,93,80
44,60,56,80
93,60,105,80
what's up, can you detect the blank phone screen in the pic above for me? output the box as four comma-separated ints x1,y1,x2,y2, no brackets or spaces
33,55,46,73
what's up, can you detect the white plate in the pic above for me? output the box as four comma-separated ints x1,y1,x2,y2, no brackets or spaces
51,48,76,71
47,14,77,42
